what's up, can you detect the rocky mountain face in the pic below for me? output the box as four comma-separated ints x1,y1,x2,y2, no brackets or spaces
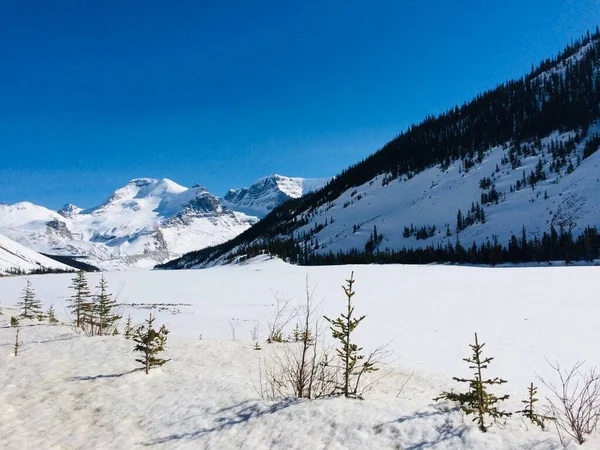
223,174,331,217
0,175,330,270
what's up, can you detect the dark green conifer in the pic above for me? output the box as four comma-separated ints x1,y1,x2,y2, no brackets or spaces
324,272,378,398
94,275,121,336
516,382,551,430
124,314,133,339
434,333,511,432
68,270,91,328
47,304,59,324
133,313,170,374
17,280,43,320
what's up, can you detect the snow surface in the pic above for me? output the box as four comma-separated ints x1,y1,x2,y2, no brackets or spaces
1,258,599,448
0,233,72,274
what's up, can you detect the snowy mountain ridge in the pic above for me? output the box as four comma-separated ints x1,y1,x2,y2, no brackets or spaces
223,174,331,217
0,175,330,270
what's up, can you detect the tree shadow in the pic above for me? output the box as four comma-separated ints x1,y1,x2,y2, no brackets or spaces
36,335,77,344
70,368,143,381
375,408,468,449
144,399,298,446
404,424,467,449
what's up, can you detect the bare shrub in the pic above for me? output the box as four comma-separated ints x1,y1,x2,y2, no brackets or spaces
266,292,295,343
257,276,338,399
229,319,240,341
538,360,600,445
249,320,260,341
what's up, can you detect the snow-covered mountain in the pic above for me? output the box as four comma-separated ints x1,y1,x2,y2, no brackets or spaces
223,174,330,217
0,233,74,275
0,175,329,270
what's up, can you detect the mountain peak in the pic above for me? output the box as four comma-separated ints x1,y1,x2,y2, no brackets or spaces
58,203,82,218
224,174,331,217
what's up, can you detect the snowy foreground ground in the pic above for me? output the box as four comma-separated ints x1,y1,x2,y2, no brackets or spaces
1,257,599,449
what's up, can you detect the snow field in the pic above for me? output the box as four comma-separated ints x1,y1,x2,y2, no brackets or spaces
0,258,599,448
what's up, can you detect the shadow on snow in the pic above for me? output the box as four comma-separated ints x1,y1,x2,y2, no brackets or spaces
144,399,298,446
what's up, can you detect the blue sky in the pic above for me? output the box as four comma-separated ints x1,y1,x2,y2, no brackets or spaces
1,1,599,209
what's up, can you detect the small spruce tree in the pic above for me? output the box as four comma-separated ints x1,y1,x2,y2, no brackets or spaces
434,333,511,432
10,316,19,327
133,313,170,374
94,275,121,336
324,272,378,398
47,304,59,324
124,314,133,339
17,280,43,320
517,382,551,430
68,270,91,328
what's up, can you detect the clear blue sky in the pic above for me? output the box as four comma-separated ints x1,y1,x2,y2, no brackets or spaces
1,1,599,209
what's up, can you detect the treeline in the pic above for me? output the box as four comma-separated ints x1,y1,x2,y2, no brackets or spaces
3,266,76,276
229,226,599,267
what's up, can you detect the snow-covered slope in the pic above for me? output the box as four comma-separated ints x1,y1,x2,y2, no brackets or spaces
0,175,327,270
0,233,73,275
223,174,331,217
166,129,600,269
290,130,600,257
0,260,599,448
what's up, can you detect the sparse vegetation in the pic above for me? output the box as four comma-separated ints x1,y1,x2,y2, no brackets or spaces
435,333,510,432
324,272,380,399
133,313,170,374
538,361,600,445
17,280,44,320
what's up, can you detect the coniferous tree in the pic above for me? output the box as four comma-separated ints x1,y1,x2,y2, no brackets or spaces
435,333,511,432
133,313,170,374
94,275,121,336
516,382,551,430
10,316,19,327
47,305,59,324
124,314,133,339
17,280,43,320
324,272,378,398
68,270,91,328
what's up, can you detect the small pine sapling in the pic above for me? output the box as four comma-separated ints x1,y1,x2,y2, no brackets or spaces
10,316,19,327
124,314,133,339
133,313,170,374
434,333,511,432
253,341,262,350
17,280,43,320
68,270,91,328
516,382,551,430
324,272,378,399
47,305,59,324
95,275,121,336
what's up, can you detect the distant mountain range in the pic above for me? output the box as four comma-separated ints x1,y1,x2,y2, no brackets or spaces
0,175,330,270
